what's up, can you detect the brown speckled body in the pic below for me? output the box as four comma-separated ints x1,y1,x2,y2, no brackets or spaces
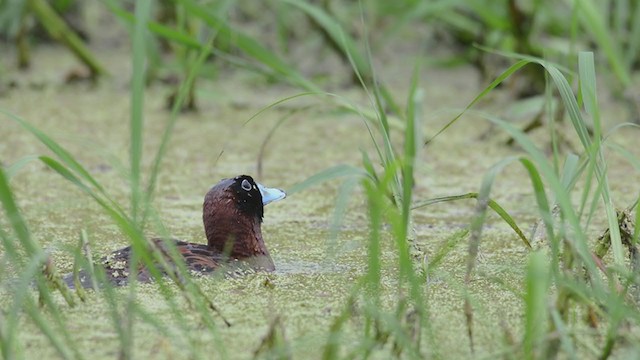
65,175,282,288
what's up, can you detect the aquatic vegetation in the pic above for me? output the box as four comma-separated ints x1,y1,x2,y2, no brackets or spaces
1,1,640,359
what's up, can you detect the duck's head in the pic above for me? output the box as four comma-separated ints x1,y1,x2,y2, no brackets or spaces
202,175,285,270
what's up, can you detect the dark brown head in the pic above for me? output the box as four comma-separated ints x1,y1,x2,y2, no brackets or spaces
202,175,285,270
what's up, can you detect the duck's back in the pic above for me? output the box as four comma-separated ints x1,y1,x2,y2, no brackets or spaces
65,239,225,288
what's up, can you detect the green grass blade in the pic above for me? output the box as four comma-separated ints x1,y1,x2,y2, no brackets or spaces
543,64,591,150
35,158,174,302
359,149,379,182
180,0,320,92
2,111,129,225
480,113,600,286
626,2,640,69
485,198,532,249
573,0,631,87
523,251,550,360
287,164,367,195
413,192,531,249
129,0,151,224
0,176,79,359
635,195,640,246
424,59,530,146
362,179,382,303
4,155,40,179
282,0,371,81
606,142,640,174
23,281,77,359
426,228,469,274
549,308,576,360
38,156,127,221
576,52,623,265
436,51,624,266
466,157,522,290
142,28,220,225
382,1,460,42
103,0,201,49
327,177,360,259
243,92,321,125
578,52,599,124
243,90,403,138
402,63,420,229
1,109,106,193
560,153,580,191
2,248,49,359
29,0,106,76
474,45,574,74
0,165,39,255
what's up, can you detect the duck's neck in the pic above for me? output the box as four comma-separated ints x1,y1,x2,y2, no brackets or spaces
204,214,274,271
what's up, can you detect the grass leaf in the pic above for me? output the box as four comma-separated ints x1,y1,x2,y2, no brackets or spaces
413,192,531,249
287,165,367,195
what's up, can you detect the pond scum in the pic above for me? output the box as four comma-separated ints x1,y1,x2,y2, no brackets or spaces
1,1,640,359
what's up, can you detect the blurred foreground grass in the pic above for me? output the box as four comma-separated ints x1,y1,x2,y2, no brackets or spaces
1,1,640,359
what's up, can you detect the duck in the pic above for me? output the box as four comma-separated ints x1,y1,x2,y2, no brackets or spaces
65,175,285,288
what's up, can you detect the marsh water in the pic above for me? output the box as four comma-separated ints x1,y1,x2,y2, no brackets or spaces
2,27,640,360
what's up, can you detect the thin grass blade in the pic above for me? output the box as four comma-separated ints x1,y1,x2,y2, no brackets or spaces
287,165,367,195
1,109,106,193
572,0,630,87
129,0,151,224
4,155,40,179
180,0,319,92
424,59,530,146
413,192,531,249
282,0,371,81
523,251,550,360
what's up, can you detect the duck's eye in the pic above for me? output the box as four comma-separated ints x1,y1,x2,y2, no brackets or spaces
241,179,252,191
